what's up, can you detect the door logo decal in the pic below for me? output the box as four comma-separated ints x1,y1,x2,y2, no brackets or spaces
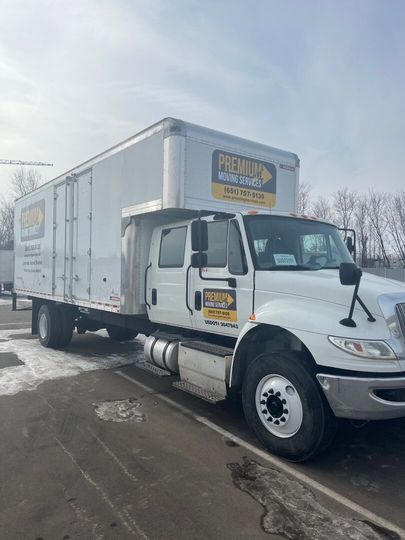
203,289,237,322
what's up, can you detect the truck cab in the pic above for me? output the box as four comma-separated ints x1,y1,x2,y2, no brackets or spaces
145,211,405,461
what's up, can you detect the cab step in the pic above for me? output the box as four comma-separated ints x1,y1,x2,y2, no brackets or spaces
136,361,173,377
172,380,226,404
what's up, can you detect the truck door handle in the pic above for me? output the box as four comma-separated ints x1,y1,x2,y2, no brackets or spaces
195,291,202,311
152,288,157,305
144,263,152,309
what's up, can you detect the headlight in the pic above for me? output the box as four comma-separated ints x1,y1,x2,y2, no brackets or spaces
328,336,396,359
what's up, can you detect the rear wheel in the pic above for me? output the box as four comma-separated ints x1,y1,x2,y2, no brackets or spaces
38,304,61,348
106,325,138,341
56,306,75,348
242,351,336,462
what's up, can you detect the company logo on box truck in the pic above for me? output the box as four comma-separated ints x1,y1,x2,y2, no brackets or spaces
20,199,45,241
211,150,277,208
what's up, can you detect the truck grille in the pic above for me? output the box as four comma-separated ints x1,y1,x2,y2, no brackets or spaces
396,303,405,338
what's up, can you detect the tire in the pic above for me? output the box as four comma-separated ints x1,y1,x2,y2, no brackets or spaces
106,325,138,341
37,304,61,348
56,306,74,348
242,351,337,462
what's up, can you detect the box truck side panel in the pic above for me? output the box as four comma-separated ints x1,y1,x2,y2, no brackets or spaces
88,130,165,309
119,131,165,216
90,156,122,308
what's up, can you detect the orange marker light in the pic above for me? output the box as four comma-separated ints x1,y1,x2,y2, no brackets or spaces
249,313,256,321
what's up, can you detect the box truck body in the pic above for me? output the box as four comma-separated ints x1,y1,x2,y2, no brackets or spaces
14,118,298,314
13,118,405,462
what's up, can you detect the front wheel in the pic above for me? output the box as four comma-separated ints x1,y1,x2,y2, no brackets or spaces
242,352,336,462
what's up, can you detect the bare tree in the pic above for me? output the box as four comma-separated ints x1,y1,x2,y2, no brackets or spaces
0,167,43,250
332,187,357,229
368,190,390,267
312,196,334,221
354,194,369,267
297,183,312,214
386,191,405,266
0,198,15,249
10,167,42,198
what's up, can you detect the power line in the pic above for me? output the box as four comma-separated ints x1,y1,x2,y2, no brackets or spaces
0,160,53,166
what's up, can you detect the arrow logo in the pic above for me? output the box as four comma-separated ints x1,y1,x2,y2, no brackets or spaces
259,164,272,184
37,207,44,225
226,294,235,307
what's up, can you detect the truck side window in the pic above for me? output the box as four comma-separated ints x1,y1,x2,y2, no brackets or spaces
228,220,247,275
159,226,187,268
206,221,228,267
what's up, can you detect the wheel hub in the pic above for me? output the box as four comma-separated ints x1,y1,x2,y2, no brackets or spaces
266,394,284,418
39,312,48,340
255,375,303,438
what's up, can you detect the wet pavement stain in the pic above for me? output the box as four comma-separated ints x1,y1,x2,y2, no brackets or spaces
0,352,24,368
225,439,240,447
228,458,398,540
93,399,146,423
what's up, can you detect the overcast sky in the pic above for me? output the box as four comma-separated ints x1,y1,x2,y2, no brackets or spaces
1,0,404,197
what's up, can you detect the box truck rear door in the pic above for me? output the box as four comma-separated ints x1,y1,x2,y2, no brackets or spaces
53,181,67,299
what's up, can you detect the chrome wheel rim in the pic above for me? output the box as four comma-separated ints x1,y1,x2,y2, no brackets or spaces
255,374,303,438
39,312,48,340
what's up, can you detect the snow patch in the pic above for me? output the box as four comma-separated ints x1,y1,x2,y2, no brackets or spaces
0,296,31,306
0,328,139,397
94,399,146,423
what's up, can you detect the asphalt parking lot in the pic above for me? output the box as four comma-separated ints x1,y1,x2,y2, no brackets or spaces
0,296,404,540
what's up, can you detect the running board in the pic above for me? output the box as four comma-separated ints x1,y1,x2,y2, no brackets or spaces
136,361,173,377
180,341,234,357
172,380,226,404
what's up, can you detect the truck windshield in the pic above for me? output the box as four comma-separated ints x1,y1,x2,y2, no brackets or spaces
244,215,353,271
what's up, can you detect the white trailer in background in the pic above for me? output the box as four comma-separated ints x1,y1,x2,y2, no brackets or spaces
14,118,405,462
0,249,14,292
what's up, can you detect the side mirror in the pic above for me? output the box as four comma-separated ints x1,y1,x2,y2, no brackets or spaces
191,220,208,252
191,252,208,269
346,236,354,255
339,262,362,286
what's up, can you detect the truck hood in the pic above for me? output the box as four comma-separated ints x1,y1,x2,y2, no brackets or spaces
255,269,405,317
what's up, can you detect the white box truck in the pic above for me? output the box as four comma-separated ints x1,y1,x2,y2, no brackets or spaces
0,249,14,292
14,118,405,461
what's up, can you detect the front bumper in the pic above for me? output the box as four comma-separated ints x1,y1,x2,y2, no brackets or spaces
316,373,405,420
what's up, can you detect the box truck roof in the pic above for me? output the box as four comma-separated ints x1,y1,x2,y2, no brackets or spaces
16,118,299,215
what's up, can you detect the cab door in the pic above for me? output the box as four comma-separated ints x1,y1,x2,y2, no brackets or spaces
147,222,193,329
190,216,254,338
